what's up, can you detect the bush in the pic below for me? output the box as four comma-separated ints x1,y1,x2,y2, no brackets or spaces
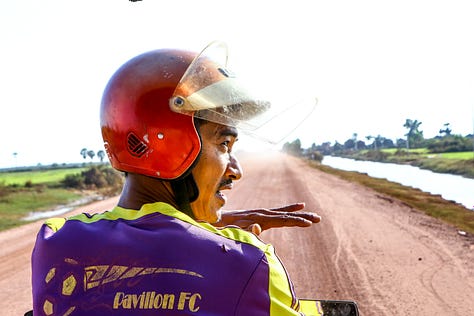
83,167,108,188
62,173,85,188
426,135,472,153
61,166,124,193
0,182,10,198
353,150,389,162
308,151,324,162
102,168,124,187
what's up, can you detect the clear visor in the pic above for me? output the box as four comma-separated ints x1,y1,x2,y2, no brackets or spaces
169,41,317,144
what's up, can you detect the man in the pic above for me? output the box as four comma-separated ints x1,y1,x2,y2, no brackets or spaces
31,42,321,315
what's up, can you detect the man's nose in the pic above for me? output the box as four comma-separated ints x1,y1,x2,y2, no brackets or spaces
226,154,243,180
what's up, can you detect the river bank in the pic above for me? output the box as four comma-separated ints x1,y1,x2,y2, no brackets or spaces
335,150,474,179
308,158,474,235
322,156,474,210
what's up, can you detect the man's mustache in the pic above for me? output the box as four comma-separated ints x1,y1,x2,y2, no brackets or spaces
219,178,233,188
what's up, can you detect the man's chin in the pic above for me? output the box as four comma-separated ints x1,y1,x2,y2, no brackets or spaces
190,200,223,223
215,190,227,205
207,204,224,223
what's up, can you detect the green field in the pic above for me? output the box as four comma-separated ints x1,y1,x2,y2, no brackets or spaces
437,152,474,160
0,168,87,186
0,188,83,231
381,148,428,154
0,166,114,231
379,149,473,160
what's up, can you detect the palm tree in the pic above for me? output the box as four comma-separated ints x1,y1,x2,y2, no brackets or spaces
12,152,18,167
439,123,452,137
87,150,95,161
403,119,423,149
97,150,106,163
352,133,358,150
80,148,88,160
366,135,377,150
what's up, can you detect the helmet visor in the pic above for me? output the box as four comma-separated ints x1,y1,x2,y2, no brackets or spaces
170,41,316,144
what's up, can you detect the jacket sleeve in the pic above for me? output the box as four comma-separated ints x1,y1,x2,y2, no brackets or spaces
298,300,324,316
235,244,303,316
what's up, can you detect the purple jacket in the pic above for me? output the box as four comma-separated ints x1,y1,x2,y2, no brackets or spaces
31,202,307,315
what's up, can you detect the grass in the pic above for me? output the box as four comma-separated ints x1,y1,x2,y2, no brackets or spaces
437,152,474,160
0,187,83,231
344,150,474,178
381,148,429,155
307,160,474,235
379,149,473,159
0,165,122,232
0,168,87,186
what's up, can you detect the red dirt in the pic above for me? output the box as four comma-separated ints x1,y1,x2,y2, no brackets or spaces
1,152,473,315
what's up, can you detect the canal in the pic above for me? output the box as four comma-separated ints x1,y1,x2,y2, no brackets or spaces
322,156,474,210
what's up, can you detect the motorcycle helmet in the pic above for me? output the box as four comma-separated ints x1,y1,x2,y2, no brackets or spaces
100,41,269,180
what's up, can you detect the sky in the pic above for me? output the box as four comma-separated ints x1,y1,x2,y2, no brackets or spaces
1,0,473,168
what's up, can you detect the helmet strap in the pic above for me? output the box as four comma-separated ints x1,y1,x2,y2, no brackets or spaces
170,174,199,219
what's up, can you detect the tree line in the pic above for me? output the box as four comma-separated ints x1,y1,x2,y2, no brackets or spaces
283,119,473,157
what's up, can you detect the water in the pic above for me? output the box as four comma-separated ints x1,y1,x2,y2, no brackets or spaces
322,156,474,210
23,196,100,221
23,206,75,221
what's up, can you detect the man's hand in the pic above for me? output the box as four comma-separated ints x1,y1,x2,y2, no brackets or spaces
215,203,321,235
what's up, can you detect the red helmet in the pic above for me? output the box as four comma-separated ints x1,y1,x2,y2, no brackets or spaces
100,48,200,180
101,42,270,180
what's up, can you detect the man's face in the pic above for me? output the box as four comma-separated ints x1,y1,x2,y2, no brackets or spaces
190,121,242,222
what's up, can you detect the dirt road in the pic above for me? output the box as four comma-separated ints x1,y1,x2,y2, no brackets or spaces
1,153,473,315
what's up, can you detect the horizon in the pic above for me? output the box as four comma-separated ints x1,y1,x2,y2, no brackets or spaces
2,129,473,170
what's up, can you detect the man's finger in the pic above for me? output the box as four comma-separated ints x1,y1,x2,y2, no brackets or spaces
271,203,306,213
248,224,262,236
245,211,321,224
237,214,320,230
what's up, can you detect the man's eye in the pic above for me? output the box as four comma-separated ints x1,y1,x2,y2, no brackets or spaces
220,140,233,152
221,141,230,149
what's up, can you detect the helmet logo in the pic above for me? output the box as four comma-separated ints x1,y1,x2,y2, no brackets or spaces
127,132,148,157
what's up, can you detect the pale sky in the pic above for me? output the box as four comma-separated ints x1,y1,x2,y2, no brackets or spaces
1,0,473,168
